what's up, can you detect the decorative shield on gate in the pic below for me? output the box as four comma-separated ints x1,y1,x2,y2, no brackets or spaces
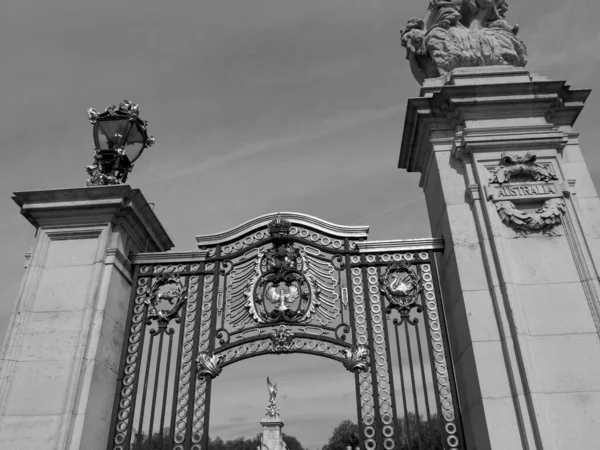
231,215,340,326
380,262,422,317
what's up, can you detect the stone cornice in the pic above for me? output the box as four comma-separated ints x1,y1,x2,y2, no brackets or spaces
453,125,570,161
399,69,591,174
13,185,173,252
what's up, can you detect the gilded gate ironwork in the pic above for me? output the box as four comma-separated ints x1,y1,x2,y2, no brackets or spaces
107,213,464,450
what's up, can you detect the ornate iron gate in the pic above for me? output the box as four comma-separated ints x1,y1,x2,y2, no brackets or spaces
107,213,464,450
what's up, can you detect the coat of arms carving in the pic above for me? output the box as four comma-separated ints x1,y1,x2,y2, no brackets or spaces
379,263,422,320
225,216,340,327
487,152,567,238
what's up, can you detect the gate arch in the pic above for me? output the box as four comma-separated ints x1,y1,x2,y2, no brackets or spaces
107,213,464,450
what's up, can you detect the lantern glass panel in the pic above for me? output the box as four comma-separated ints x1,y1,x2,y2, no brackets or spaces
96,119,130,150
124,122,145,162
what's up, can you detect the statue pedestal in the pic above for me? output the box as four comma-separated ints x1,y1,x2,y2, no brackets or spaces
0,186,172,450
399,66,600,449
260,410,286,450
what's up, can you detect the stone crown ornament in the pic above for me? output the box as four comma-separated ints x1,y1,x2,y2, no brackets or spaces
268,215,292,237
401,0,527,84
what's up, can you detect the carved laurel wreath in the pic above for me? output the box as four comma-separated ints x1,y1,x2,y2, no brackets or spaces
489,153,566,238
489,153,557,185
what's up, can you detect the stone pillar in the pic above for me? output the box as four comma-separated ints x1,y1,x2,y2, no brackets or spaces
260,416,285,450
399,66,600,449
0,186,173,450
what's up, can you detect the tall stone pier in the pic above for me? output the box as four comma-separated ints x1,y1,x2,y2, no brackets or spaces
0,186,172,449
399,66,600,449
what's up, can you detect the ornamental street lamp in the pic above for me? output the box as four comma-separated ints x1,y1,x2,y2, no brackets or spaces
86,99,155,186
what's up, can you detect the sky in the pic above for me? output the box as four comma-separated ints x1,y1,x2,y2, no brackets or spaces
1,0,600,448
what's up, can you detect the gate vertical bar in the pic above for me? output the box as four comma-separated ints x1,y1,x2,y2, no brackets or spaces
378,263,401,449
106,265,142,450
180,262,207,449
349,254,376,450
363,256,396,450
429,252,466,448
183,267,204,448
344,241,365,449
167,267,193,449
419,257,462,449
361,262,383,448
195,254,221,450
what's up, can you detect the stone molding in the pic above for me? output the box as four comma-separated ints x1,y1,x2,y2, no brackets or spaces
12,185,173,253
398,67,590,177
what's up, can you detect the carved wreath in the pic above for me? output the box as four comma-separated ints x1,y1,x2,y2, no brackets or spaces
489,153,557,184
489,153,566,238
496,199,566,238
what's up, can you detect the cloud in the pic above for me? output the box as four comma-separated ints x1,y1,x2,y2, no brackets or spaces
146,103,406,182
229,416,247,423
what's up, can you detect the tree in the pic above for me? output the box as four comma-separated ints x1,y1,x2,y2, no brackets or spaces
396,413,444,450
321,420,359,450
207,432,307,450
130,428,307,450
282,433,307,450
321,414,445,450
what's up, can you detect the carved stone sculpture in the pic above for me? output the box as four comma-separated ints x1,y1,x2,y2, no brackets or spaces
487,153,567,237
401,0,527,84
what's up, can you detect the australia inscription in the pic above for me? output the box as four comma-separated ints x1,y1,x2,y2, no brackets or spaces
486,152,567,237
488,182,561,202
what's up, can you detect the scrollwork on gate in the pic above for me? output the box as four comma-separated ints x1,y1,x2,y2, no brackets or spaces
226,216,341,327
379,262,423,321
341,345,369,373
203,335,354,371
143,273,187,331
108,213,463,450
196,352,226,379
269,325,295,353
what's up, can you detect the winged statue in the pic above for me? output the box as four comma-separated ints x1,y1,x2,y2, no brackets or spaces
267,377,278,404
